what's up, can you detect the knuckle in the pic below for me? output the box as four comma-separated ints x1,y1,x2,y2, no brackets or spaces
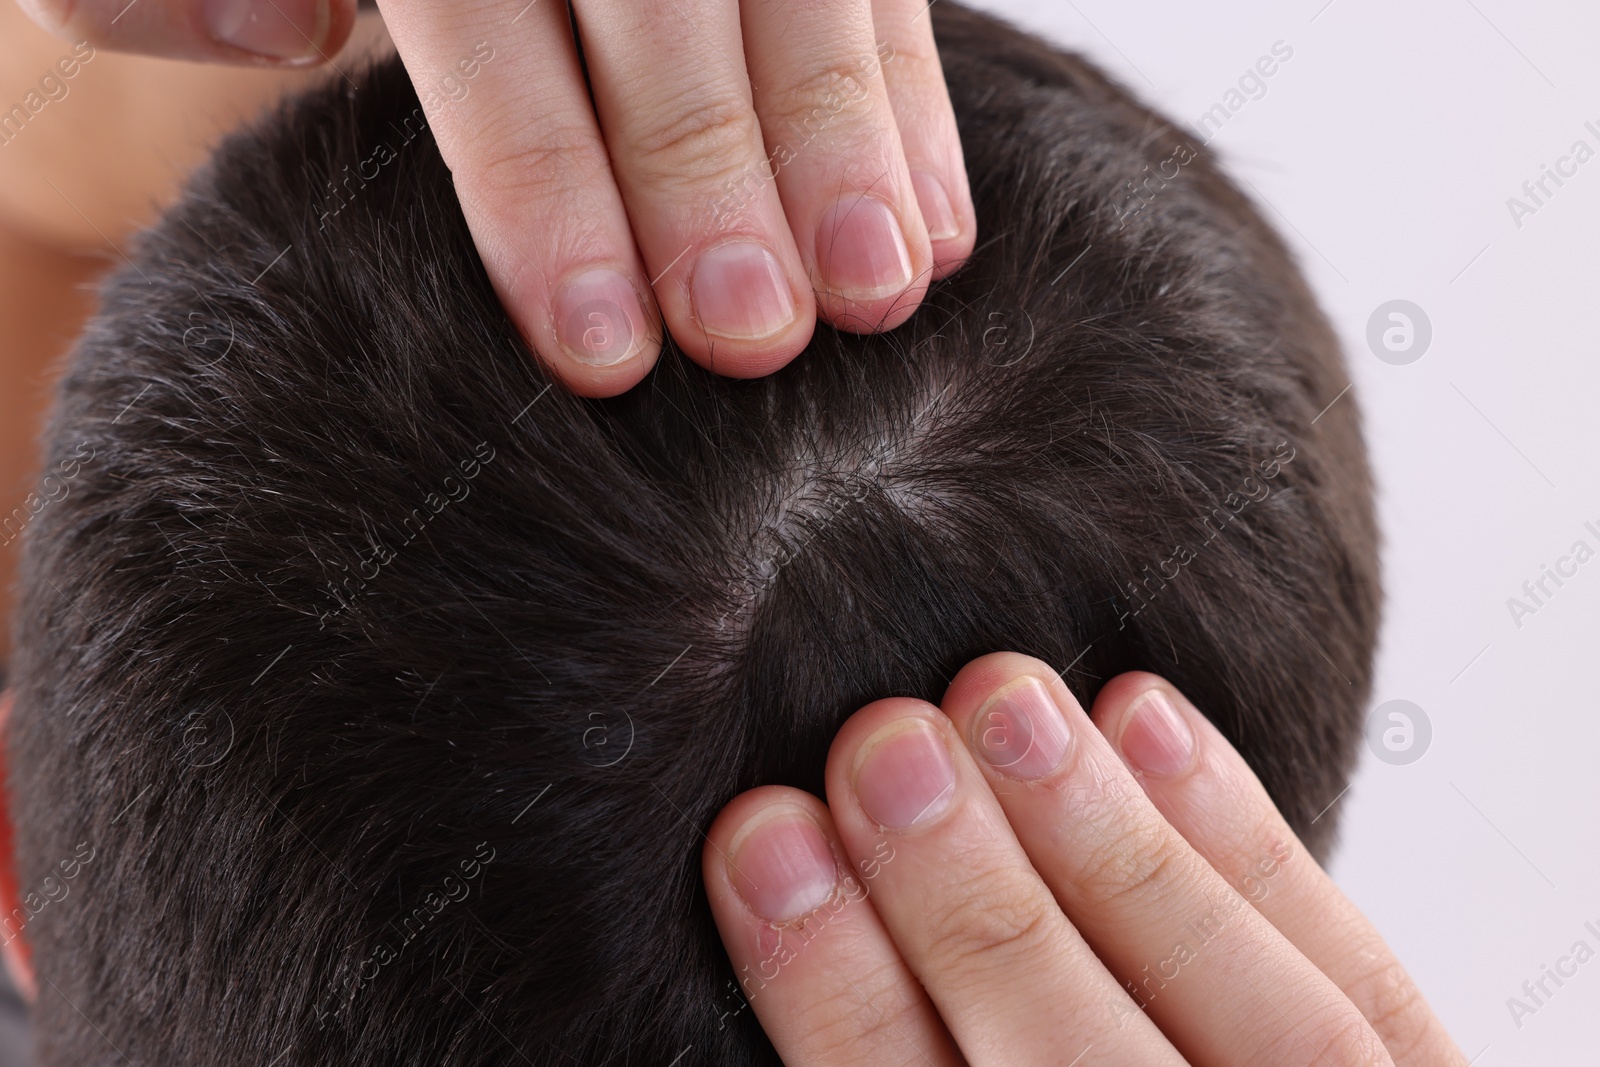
1073,822,1186,909
794,959,921,1062
922,863,1058,972
627,93,761,187
1272,1009,1392,1067
468,123,612,204
1230,818,1296,899
1347,957,1432,1060
762,58,883,143
878,38,932,70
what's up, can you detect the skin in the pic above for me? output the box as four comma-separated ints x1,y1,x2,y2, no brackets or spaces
15,0,976,398
705,653,1468,1066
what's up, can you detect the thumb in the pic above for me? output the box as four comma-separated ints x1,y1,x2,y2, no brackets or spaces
18,0,357,65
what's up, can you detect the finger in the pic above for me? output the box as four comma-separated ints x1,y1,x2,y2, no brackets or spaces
869,0,976,278
1092,673,1468,1065
824,698,1186,1066
739,0,932,332
19,0,357,64
576,0,816,377
703,786,963,1067
941,653,1395,1067
376,0,663,397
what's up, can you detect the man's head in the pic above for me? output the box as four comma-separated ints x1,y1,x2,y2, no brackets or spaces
4,5,1378,1064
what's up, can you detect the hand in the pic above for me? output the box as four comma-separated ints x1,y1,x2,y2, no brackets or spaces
704,652,1466,1065
16,0,974,397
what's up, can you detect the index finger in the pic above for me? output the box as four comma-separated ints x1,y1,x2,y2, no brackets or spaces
702,784,964,1067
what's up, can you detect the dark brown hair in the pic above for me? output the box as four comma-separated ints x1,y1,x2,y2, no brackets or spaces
7,4,1378,1063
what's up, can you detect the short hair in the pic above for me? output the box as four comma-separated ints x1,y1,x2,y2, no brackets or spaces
7,4,1378,1064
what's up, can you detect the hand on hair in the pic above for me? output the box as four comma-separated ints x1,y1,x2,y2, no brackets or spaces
704,652,1466,1066
16,0,973,397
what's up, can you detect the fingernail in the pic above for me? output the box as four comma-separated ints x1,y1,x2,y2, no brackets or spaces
691,241,796,341
204,0,329,60
971,676,1071,780
728,810,839,922
854,719,956,830
1119,690,1195,778
815,194,913,299
552,268,646,366
910,170,960,241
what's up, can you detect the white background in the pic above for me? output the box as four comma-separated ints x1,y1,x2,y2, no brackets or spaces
965,0,1600,1060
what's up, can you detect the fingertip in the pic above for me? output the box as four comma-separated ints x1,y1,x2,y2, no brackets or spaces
701,767,960,1065
487,251,661,398
811,191,934,336
823,696,942,780
205,0,334,64
676,250,816,379
939,651,1073,726
64,0,361,65
1092,673,1203,781
540,266,663,397
235,0,361,67
1088,671,1174,733
682,313,817,381
816,280,930,336
517,332,657,400
927,248,970,282
911,167,975,280
704,786,843,928
706,785,830,859
312,0,363,65
812,244,934,337
14,0,61,35
543,353,658,399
